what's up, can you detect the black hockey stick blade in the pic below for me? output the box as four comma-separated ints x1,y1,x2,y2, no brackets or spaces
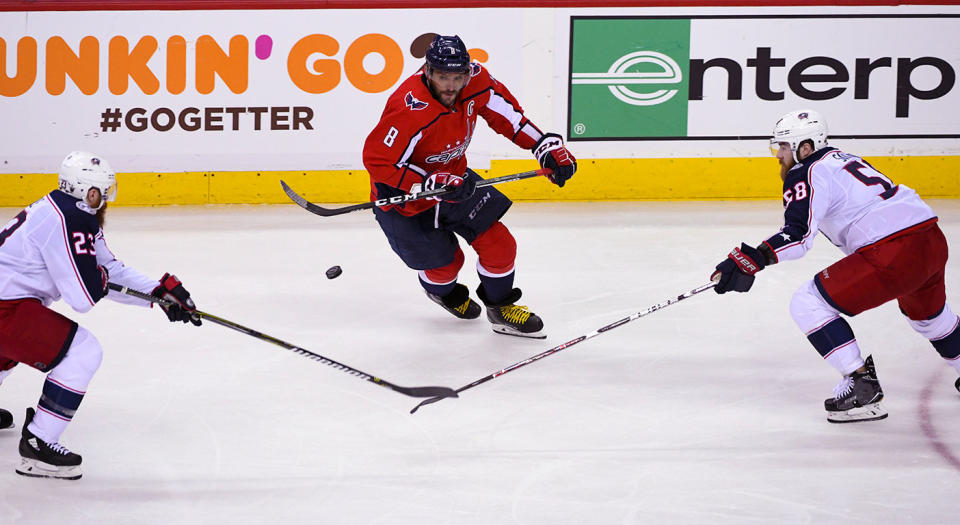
409,394,450,414
281,168,550,218
392,386,458,400
280,180,355,217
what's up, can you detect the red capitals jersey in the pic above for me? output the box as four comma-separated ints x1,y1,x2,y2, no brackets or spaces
362,63,543,216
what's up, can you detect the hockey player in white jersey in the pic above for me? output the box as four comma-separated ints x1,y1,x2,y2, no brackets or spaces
711,109,959,423
0,151,201,479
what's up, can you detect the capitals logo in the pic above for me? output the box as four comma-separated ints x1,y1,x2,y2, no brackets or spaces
405,91,429,111
426,121,473,164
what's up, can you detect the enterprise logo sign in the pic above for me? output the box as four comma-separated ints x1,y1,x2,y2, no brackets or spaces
571,50,683,106
567,15,960,141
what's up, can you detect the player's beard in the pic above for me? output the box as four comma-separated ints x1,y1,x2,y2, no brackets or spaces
778,156,794,182
426,80,461,109
96,202,107,228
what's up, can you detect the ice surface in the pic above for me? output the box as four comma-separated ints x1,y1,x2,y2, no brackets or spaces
1,200,958,524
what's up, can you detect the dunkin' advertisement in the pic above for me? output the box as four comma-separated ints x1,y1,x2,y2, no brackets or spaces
0,9,518,172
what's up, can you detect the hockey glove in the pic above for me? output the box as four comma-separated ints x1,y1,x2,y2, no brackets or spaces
97,265,110,298
532,133,577,187
711,243,766,294
423,171,476,203
152,273,201,326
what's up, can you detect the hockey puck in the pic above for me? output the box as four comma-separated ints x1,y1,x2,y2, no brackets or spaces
0,408,13,430
325,265,342,279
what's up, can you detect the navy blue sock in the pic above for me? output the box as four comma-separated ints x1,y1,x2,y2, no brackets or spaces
807,318,856,357
478,270,515,305
932,320,960,360
38,377,85,422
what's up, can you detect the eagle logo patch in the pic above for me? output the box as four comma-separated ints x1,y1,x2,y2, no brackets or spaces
405,91,429,111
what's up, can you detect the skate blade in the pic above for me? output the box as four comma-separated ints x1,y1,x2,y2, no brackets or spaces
826,402,888,424
16,458,82,480
491,325,546,339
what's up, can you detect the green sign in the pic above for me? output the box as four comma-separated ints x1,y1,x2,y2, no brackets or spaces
569,18,691,140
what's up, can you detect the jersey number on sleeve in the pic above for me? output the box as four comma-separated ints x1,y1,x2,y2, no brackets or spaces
72,232,97,256
383,126,399,148
0,211,26,248
843,161,898,200
783,181,808,204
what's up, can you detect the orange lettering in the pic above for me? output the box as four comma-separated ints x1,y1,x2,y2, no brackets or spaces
344,34,402,94
196,35,248,95
46,36,98,95
288,34,340,94
0,37,37,97
109,36,159,95
167,36,187,95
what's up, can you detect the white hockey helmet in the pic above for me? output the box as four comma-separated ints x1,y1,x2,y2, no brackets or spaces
770,109,828,162
58,151,117,208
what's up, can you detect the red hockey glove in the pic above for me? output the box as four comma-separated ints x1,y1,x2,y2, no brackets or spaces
152,273,201,326
532,133,577,187
423,171,477,203
711,244,766,294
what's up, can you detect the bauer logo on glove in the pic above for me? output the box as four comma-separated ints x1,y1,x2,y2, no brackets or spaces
712,243,767,294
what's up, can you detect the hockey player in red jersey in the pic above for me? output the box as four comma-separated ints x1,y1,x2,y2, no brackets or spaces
711,109,960,423
362,35,577,339
0,152,202,479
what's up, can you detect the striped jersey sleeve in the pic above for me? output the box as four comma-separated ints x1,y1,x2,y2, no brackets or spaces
761,156,832,263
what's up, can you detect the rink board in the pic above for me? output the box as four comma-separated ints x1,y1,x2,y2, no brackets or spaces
3,155,958,206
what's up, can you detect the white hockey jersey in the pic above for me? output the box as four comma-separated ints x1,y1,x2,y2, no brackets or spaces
762,147,936,262
0,191,158,312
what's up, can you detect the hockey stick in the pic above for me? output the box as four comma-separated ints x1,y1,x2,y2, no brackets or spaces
281,168,551,217
410,281,718,413
107,283,457,399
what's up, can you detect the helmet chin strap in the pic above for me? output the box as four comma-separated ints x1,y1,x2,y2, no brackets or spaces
76,199,99,215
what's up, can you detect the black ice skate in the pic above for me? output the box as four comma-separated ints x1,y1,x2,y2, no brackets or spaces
425,283,481,320
477,286,545,339
16,408,82,480
824,355,888,423
0,408,13,430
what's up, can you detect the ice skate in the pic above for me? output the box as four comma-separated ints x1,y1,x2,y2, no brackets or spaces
16,408,82,480
824,355,888,423
0,408,13,430
477,286,545,339
955,377,959,394
425,283,481,320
